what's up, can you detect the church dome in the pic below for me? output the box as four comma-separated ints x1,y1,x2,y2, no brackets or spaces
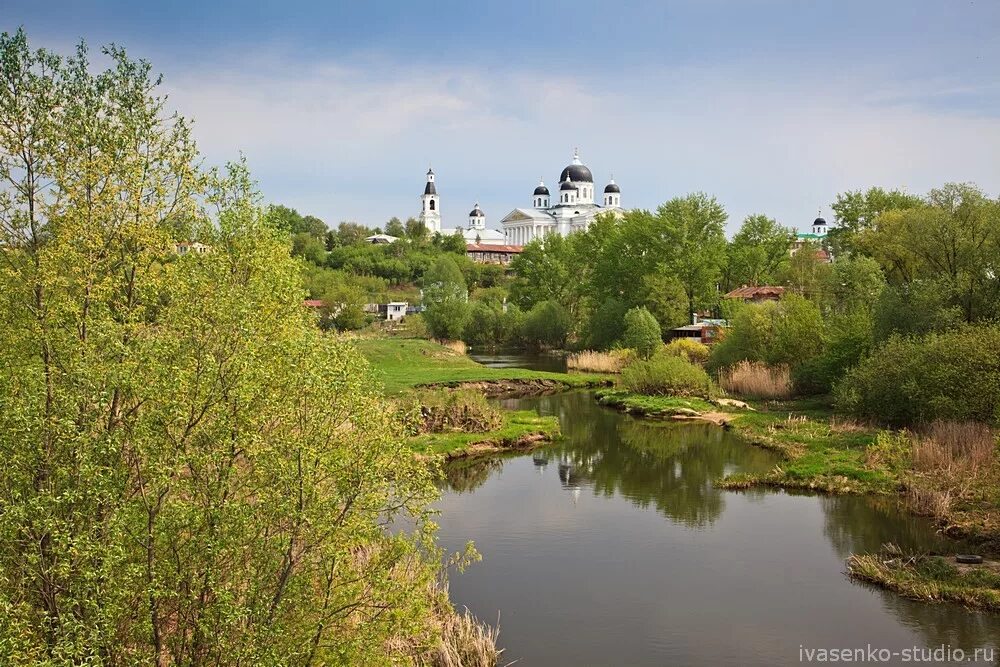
533,182,550,196
469,203,485,217
559,163,593,183
559,149,593,183
813,216,827,226
604,181,620,194
560,180,578,191
424,181,437,195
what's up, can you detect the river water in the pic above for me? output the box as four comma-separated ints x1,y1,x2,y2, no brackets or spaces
433,356,1000,665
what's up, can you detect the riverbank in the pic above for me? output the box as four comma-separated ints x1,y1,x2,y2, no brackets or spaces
409,410,560,458
356,338,611,395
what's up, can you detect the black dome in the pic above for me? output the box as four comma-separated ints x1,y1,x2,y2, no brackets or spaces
533,184,550,195
560,180,578,191
559,163,593,183
813,216,827,226
424,181,437,195
469,205,485,217
604,182,620,193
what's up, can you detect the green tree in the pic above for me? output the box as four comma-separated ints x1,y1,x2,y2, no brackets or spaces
0,31,447,664
385,216,406,237
508,234,580,311
334,220,370,246
522,300,572,349
405,217,428,242
829,186,922,256
726,214,793,288
587,297,628,349
622,307,662,359
655,193,728,317
422,256,470,339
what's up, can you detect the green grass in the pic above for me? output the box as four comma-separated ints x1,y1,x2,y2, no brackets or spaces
355,338,610,394
719,398,898,494
594,389,716,417
847,550,1000,611
407,410,559,457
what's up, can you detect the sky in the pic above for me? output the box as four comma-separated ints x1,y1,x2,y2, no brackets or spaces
7,0,1000,234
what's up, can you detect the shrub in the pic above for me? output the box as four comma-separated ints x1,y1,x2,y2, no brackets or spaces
718,361,792,399
708,294,824,372
566,349,632,373
622,307,662,359
834,324,1000,426
413,389,503,433
621,351,714,396
663,338,710,364
522,300,572,349
792,309,873,395
588,297,628,349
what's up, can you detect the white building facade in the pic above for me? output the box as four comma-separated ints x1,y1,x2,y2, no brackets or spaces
500,150,622,245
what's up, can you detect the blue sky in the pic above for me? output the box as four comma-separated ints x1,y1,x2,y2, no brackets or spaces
8,0,1000,233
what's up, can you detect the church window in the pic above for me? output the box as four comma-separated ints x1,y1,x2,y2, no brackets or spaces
430,200,436,211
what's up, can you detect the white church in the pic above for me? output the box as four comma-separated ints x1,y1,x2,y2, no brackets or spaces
417,150,622,246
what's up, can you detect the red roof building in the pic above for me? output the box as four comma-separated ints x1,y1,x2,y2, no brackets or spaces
723,286,786,302
466,243,523,265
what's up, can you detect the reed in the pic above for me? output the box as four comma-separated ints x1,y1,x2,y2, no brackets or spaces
912,420,996,477
718,361,792,399
566,349,630,373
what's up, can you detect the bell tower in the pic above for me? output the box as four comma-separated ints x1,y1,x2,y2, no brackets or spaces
419,168,441,233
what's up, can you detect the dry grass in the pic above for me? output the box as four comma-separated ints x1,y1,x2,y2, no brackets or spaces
719,362,792,400
566,349,631,373
437,339,468,355
829,416,868,433
902,421,998,521
417,602,503,667
912,420,996,476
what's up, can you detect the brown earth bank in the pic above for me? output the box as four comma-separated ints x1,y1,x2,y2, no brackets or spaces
421,378,611,397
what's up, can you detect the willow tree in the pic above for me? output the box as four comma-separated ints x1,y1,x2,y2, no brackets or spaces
0,29,447,666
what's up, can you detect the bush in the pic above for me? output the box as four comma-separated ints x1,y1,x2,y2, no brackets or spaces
621,351,714,396
719,361,792,399
522,300,572,349
588,298,628,349
622,307,662,359
834,324,1000,426
708,294,824,372
412,389,503,434
663,338,710,364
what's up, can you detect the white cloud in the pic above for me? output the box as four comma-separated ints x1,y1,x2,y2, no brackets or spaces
163,56,1000,234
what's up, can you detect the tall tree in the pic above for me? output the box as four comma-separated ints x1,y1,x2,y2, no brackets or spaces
725,214,793,289
654,193,729,317
828,186,922,256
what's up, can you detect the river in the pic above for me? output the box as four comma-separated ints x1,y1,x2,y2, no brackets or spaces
433,357,1000,665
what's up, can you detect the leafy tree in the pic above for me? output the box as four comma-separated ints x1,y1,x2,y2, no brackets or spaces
0,31,446,664
291,230,327,265
779,240,832,301
405,217,428,242
709,294,824,370
872,278,963,343
639,273,689,335
587,297,628,349
829,186,922,256
268,204,328,237
622,307,662,359
422,256,470,339
439,229,468,254
334,220,371,246
385,216,406,237
726,214,793,288
522,300,572,349
654,193,728,317
508,235,579,311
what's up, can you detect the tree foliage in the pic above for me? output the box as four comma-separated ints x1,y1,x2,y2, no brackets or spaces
622,307,662,359
0,30,446,665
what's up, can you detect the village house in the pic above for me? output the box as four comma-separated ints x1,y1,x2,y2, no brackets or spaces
466,243,523,265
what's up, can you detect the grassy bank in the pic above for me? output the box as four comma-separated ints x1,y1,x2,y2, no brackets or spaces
408,410,560,458
720,398,897,495
594,389,717,418
355,338,611,394
847,548,1000,611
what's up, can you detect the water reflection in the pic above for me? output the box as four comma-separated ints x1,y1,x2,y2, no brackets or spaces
434,391,1000,665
